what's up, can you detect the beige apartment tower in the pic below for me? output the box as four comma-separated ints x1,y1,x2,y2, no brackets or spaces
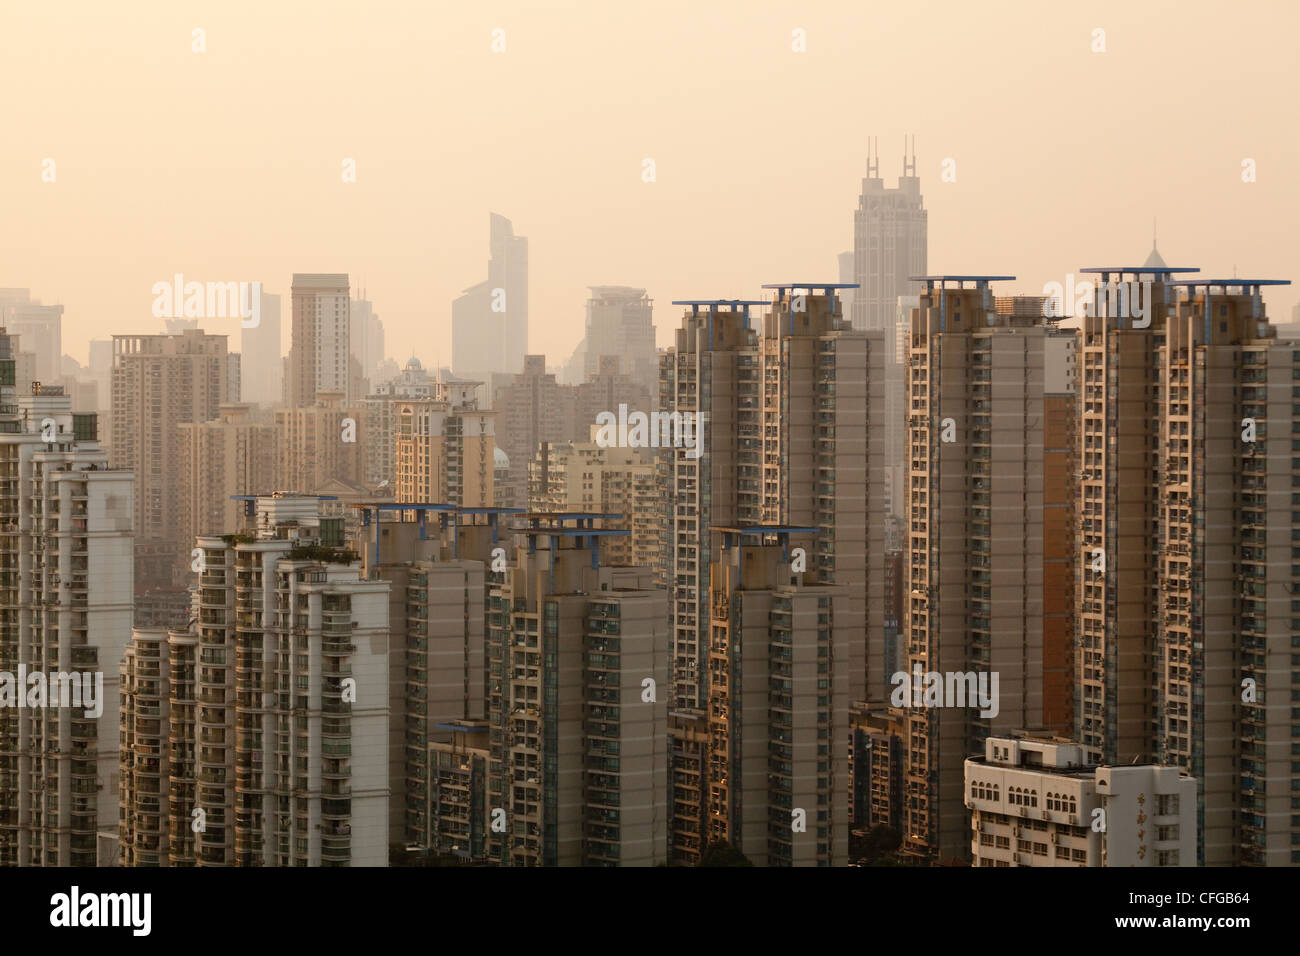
901,278,1068,863
706,529,853,865
0,371,133,867
486,514,668,866
118,496,390,866
1157,278,1297,866
176,403,277,560
288,274,351,407
110,329,232,587
395,381,495,509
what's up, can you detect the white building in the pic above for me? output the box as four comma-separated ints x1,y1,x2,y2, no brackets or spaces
0,357,134,866
289,274,351,406
965,734,1198,867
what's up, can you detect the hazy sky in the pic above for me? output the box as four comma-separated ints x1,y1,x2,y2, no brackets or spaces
3,0,1297,368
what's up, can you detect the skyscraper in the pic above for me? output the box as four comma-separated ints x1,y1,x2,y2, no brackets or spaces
852,142,927,518
852,141,928,333
0,289,63,388
289,274,351,407
240,289,282,407
567,287,657,403
349,292,385,401
452,214,528,384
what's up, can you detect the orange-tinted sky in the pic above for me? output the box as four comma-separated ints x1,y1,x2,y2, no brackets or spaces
3,0,1297,367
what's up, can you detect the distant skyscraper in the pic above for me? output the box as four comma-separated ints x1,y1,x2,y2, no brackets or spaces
240,290,282,406
853,141,926,519
837,251,856,319
852,141,927,333
289,274,350,407
0,288,63,387
349,293,384,400
567,287,657,402
452,214,528,383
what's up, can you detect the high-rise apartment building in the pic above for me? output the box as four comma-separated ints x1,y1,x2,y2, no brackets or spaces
289,274,351,407
660,287,887,864
240,290,282,407
1075,256,1192,768
395,382,495,509
118,496,390,866
965,734,1197,867
274,391,365,494
705,529,853,866
529,438,663,570
660,300,762,712
360,357,439,488
110,330,232,588
353,506,516,860
1156,278,1296,865
494,355,577,494
0,366,133,867
901,278,1074,862
176,403,278,559
486,514,668,866
573,354,652,440
452,214,528,384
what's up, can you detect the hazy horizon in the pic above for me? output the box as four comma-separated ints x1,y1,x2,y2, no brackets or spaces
4,0,1297,368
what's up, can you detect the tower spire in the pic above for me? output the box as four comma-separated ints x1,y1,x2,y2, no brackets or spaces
868,137,878,178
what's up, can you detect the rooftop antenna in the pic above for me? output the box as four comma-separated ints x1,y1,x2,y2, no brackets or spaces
867,137,878,179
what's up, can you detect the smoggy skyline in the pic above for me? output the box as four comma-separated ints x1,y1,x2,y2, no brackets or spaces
3,0,1298,367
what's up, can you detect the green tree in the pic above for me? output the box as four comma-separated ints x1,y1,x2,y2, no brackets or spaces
698,841,754,867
